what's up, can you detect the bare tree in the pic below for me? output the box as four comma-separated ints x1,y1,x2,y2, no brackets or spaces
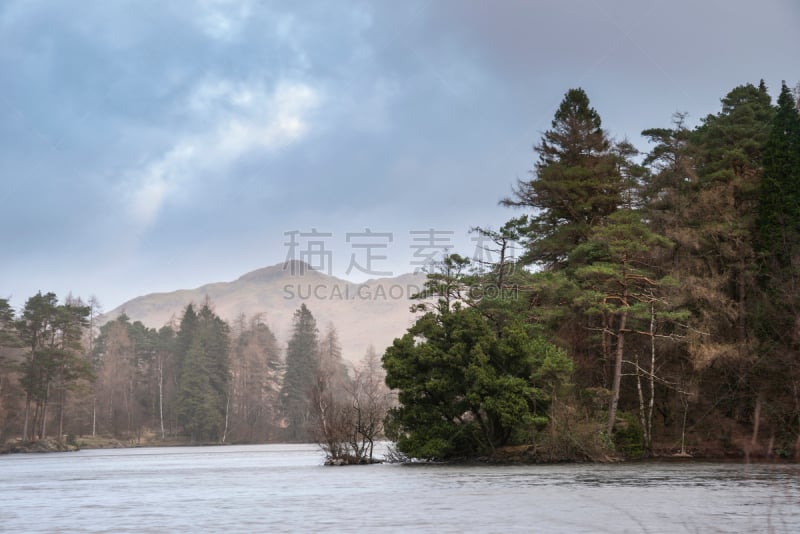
311,345,393,464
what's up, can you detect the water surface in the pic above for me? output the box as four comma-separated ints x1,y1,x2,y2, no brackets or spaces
1,444,797,532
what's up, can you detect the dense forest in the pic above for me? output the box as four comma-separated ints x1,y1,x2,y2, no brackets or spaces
383,80,800,461
2,80,799,462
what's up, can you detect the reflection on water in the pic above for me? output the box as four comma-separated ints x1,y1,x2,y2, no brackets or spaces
1,444,798,533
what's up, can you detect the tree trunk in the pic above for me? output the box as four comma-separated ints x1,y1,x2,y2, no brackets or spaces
23,394,31,441
646,304,656,450
57,385,65,443
158,358,165,440
41,382,50,439
680,393,688,456
737,269,747,346
751,395,762,450
635,350,646,444
607,310,628,435
222,392,230,444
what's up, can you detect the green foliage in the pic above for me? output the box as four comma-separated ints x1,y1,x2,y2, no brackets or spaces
280,304,320,441
175,304,198,376
383,306,572,460
14,292,92,440
177,337,224,441
0,298,20,351
502,87,624,267
693,83,774,185
175,303,230,442
613,412,645,459
756,81,800,270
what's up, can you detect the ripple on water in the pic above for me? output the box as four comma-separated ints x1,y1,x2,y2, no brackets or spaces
1,445,798,533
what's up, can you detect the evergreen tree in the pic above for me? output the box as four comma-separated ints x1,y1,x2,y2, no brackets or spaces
384,303,572,460
280,304,319,442
502,88,624,267
175,303,230,442
0,299,18,351
15,292,91,441
0,298,20,442
750,82,800,450
570,209,674,435
177,337,223,442
756,81,800,270
641,112,697,235
687,83,774,349
174,304,198,379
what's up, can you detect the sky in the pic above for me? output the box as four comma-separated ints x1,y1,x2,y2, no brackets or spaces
1,0,798,312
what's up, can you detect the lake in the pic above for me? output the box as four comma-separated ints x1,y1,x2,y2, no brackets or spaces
1,444,798,533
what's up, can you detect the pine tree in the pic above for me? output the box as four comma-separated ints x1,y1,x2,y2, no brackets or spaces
177,337,223,442
16,292,91,441
502,88,624,267
175,303,230,442
174,304,198,379
686,83,773,356
0,299,17,350
571,209,674,435
756,81,800,270
750,82,800,450
280,304,319,442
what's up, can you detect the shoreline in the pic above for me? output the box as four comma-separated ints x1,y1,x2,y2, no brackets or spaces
3,437,797,464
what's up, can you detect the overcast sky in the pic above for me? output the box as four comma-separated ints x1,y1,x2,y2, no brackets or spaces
1,0,798,311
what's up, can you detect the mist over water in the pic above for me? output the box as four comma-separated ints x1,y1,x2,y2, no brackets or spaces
1,444,798,533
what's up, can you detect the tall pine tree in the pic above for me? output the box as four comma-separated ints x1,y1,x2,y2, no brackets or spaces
502,88,624,267
176,303,230,442
756,81,800,270
280,304,319,442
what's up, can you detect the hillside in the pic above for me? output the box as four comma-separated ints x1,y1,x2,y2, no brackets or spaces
103,261,426,363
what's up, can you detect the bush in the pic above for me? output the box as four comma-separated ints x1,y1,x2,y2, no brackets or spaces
613,412,645,459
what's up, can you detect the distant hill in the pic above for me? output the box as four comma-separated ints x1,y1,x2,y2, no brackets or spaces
102,261,427,363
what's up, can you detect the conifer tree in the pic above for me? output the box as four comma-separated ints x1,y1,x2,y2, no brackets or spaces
571,209,673,434
502,88,624,267
0,299,17,351
685,84,775,377
175,303,230,442
756,81,800,270
280,304,319,441
16,292,91,441
750,82,800,447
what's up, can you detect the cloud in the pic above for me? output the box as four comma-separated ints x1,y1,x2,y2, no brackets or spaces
194,0,256,41
124,78,320,229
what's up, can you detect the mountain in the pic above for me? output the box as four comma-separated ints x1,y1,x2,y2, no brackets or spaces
102,261,427,364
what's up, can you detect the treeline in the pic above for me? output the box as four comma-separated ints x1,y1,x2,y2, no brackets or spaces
384,81,800,461
0,295,389,453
